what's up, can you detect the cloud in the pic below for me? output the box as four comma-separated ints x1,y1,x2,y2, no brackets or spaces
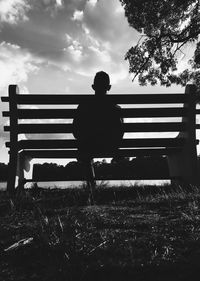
62,0,138,82
110,67,129,84
43,0,63,6
56,0,63,7
64,38,83,62
72,10,84,21
83,0,133,43
67,45,83,62
0,41,42,91
0,2,139,97
88,45,110,63
0,0,31,25
41,0,65,17
87,0,98,8
115,4,124,14
0,0,138,88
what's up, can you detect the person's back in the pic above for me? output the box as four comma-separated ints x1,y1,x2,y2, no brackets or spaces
73,71,124,160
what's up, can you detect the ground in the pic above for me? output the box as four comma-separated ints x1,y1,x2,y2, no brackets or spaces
1,183,200,280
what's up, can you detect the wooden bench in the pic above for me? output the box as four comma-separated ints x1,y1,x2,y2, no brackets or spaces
1,84,200,195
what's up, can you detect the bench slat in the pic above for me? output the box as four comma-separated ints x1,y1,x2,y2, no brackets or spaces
2,107,190,118
21,148,182,158
6,138,186,149
123,123,186,132
4,122,187,133
2,94,188,104
1,96,8,102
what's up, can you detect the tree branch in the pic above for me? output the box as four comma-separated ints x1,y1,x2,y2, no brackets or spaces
173,41,188,57
132,55,152,81
166,27,200,43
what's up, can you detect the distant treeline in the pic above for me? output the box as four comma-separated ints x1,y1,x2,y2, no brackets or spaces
3,155,200,181
32,156,169,180
0,163,8,181
0,156,171,181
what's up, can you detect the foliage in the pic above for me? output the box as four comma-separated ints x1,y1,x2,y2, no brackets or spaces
120,0,200,88
32,156,169,180
0,163,8,181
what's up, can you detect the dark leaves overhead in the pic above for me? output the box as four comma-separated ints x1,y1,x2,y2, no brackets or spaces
120,0,200,87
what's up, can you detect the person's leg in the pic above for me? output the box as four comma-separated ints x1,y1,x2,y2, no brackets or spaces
85,158,96,205
80,153,96,205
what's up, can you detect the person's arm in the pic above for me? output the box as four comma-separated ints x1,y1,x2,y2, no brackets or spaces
116,105,124,139
72,104,81,139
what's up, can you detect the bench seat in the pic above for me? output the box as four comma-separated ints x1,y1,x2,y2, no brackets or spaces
1,84,200,194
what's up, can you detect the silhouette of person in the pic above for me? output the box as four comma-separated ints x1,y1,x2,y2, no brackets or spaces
73,71,124,161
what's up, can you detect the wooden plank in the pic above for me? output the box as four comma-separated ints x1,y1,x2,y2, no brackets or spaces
21,147,182,158
14,94,187,104
9,124,73,133
1,96,9,102
2,111,9,117
3,107,189,119
4,108,200,119
6,138,186,149
4,122,187,133
122,138,186,147
17,109,76,119
121,108,188,118
123,122,186,132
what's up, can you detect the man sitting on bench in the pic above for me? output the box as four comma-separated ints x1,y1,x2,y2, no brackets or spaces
72,71,124,203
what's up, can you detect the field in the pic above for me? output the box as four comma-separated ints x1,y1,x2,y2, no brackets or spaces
1,183,200,281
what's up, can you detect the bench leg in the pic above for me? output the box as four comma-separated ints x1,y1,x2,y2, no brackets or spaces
16,153,25,194
83,159,96,205
7,150,18,197
167,84,200,186
167,143,199,185
16,154,32,193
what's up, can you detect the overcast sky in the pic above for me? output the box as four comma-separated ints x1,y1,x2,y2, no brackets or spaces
0,0,192,165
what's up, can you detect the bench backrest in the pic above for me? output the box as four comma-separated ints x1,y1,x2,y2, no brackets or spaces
1,84,199,159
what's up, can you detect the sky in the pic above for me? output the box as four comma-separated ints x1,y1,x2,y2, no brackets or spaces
0,0,196,166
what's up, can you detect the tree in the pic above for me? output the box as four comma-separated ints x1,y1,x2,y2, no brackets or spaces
0,163,8,181
120,0,200,88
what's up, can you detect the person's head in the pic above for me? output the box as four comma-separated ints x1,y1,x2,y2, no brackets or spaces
92,71,111,96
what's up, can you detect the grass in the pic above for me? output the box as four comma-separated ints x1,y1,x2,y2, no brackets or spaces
1,182,200,280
